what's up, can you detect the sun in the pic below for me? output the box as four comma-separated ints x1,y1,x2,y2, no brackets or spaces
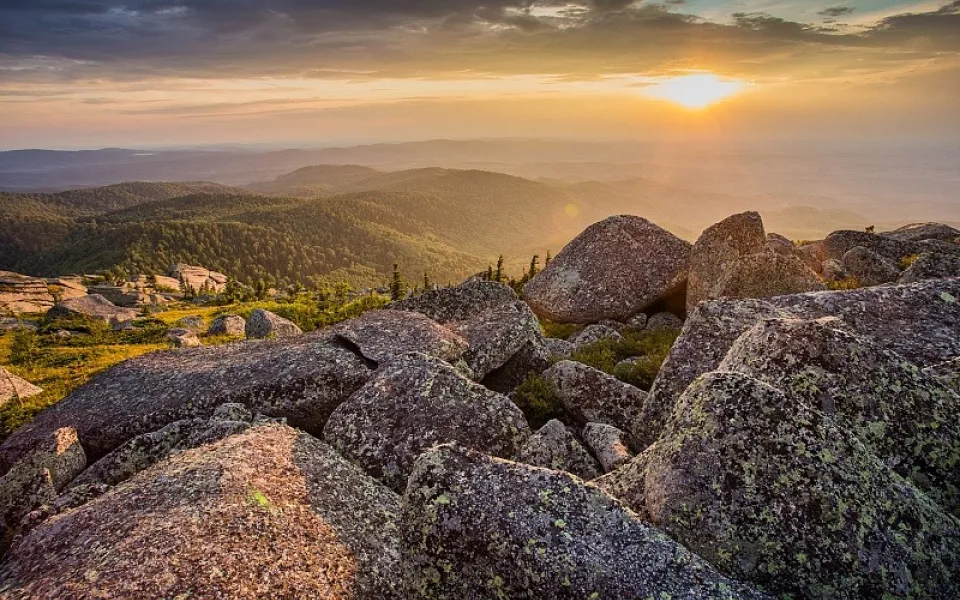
644,74,747,109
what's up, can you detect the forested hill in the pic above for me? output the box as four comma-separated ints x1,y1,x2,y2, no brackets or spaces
0,168,873,289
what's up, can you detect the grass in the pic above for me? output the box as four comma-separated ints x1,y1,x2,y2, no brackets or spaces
539,319,585,340
568,328,681,390
826,277,863,291
512,374,564,430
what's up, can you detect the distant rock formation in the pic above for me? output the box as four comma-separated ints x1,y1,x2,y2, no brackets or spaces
46,294,138,327
168,263,229,293
0,272,55,314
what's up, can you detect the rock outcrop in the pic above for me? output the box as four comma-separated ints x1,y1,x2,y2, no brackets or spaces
165,327,202,348
207,313,246,336
46,294,137,326
515,419,601,480
686,212,767,313
389,280,518,323
168,263,229,293
899,251,960,283
544,361,646,438
882,222,960,243
524,215,691,323
0,332,372,471
0,272,54,314
0,425,403,599
330,309,468,365
0,367,43,407
244,308,302,339
400,444,767,599
323,353,529,492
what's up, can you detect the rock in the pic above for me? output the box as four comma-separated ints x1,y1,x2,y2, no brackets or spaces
53,329,72,339
167,263,228,293
330,309,468,365
323,353,530,492
165,327,202,348
882,222,960,243
69,418,252,491
625,312,648,329
524,215,691,323
447,301,542,379
925,358,960,394
543,337,575,360
244,308,302,339
400,443,767,599
0,425,403,599
46,294,138,326
568,323,622,348
175,315,205,331
0,271,54,314
0,332,372,471
207,313,246,336
46,277,87,301
713,252,826,301
598,319,626,330
0,428,85,535
645,311,684,331
85,284,149,308
0,367,43,407
515,419,601,480
721,317,960,512
211,402,254,422
544,361,646,437
644,279,960,451
582,422,634,473
616,371,960,599
479,339,551,394
823,229,913,263
765,232,794,252
686,212,768,313
388,280,518,323
899,251,960,283
821,258,846,281
0,318,37,332
841,245,900,286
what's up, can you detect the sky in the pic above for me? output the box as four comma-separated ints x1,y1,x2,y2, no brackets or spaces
1,0,958,149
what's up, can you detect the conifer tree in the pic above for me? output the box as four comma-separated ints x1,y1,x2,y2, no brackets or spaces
544,251,552,267
495,255,505,283
423,271,431,291
528,255,540,280
390,263,404,301
486,265,494,281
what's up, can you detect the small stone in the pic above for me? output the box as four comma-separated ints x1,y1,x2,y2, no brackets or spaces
582,423,634,473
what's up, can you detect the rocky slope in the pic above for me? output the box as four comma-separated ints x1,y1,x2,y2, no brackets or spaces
0,214,958,599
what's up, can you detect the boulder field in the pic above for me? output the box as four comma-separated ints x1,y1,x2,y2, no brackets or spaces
1,215,959,599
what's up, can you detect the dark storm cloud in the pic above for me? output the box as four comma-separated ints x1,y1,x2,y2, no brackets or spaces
818,7,854,19
0,0,958,83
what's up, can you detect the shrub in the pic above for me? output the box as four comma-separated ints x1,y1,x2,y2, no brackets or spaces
827,277,862,291
899,254,920,270
9,329,41,366
539,319,584,340
512,374,565,430
569,328,680,390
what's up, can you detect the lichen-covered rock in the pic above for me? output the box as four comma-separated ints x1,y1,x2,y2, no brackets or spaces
721,317,960,513
323,353,530,492
687,212,768,313
625,312,648,330
69,418,253,491
0,425,403,599
175,315,205,331
46,294,137,326
713,252,825,301
244,308,302,339
544,361,645,438
207,314,246,336
543,337,575,360
841,245,900,286
645,311,684,331
0,367,42,407
633,372,960,600
479,339,551,394
582,422,634,473
821,258,846,281
644,279,960,451
447,301,542,379
524,215,691,323
882,222,960,243
388,280,518,323
568,323,622,348
211,402,253,422
515,419,601,480
925,358,960,394
165,327,201,348
0,332,372,471
330,309,468,365
823,229,913,262
0,428,85,535
899,251,960,283
400,443,768,599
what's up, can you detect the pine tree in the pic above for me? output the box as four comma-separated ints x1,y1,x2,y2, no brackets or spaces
423,271,431,291
528,255,540,280
495,255,504,283
390,263,404,301
544,251,552,267
486,265,494,281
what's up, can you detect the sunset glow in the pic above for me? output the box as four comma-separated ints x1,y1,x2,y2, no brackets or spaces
643,75,748,110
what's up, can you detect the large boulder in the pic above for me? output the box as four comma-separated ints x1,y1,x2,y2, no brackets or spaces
882,222,960,243
244,309,302,339
479,338,551,394
899,251,960,283
643,279,960,450
0,425,403,599
822,229,913,262
0,272,55,314
606,372,960,599
400,444,767,599
713,252,825,300
446,301,542,379
323,353,530,492
0,367,42,407
841,245,900,286
524,215,691,323
514,419,601,480
207,313,246,336
46,294,137,326
544,361,646,438
0,427,85,536
686,212,768,313
0,332,372,472
330,309,468,365
165,327,202,348
720,317,960,513
388,280,518,323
